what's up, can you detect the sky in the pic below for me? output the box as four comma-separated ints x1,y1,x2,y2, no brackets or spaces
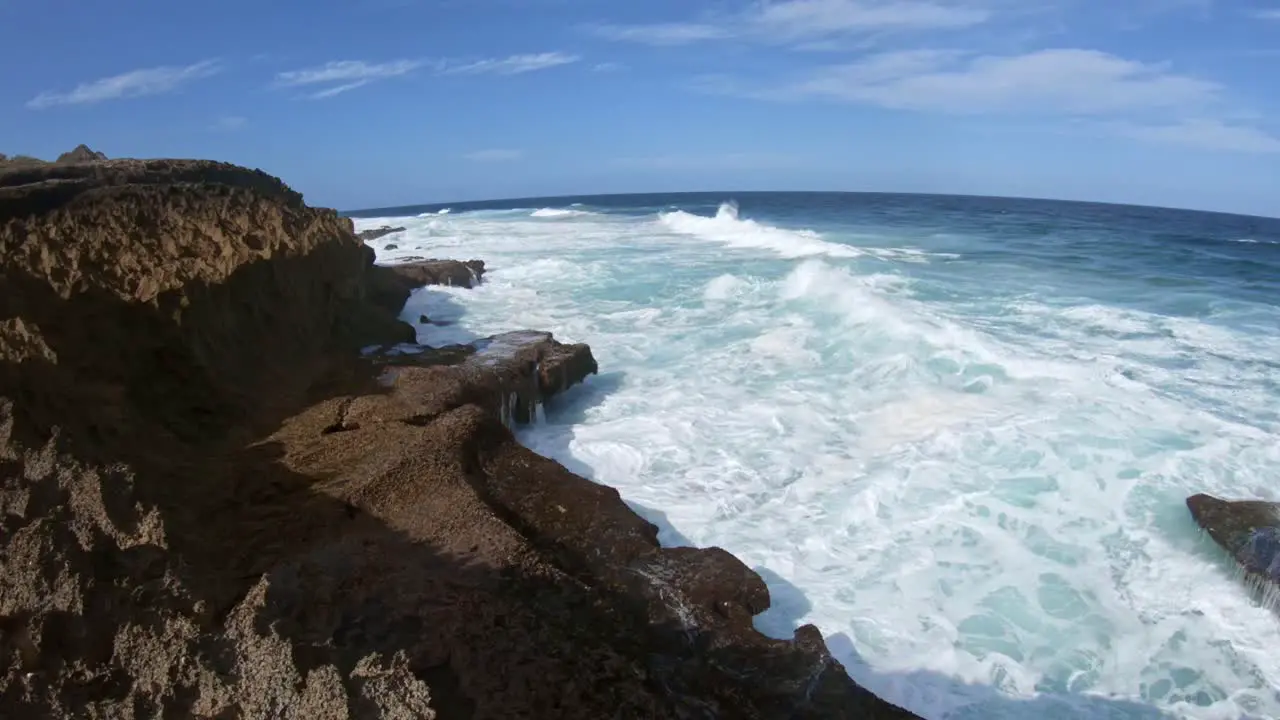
1,0,1277,216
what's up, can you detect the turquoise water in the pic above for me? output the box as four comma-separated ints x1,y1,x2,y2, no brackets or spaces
351,193,1280,719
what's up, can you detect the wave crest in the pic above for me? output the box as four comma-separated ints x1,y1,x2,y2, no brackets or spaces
532,208,594,218
659,202,862,259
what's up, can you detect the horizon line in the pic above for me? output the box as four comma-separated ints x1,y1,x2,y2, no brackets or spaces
340,188,1280,223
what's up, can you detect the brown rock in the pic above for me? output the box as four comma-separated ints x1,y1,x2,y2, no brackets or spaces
1187,493,1280,595
0,157,921,719
357,225,406,242
54,144,108,165
367,259,487,315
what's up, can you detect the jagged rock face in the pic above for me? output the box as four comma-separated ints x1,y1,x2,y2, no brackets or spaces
1188,494,1280,584
0,157,920,719
0,158,413,451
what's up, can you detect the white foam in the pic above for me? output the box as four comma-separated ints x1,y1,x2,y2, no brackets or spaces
660,201,865,259
532,207,594,218
369,201,1280,720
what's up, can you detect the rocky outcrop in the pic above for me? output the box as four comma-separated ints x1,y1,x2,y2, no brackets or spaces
0,154,920,718
0,144,108,172
357,225,406,242
367,259,486,318
1188,494,1280,596
54,144,109,164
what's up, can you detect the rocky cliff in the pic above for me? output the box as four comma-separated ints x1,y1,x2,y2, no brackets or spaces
0,151,920,718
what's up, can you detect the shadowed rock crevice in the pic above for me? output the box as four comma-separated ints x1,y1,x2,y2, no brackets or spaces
0,154,921,718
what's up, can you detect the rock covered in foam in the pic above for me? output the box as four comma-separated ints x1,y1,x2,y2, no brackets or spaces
1188,493,1280,584
357,225,406,242
349,330,597,431
367,259,487,315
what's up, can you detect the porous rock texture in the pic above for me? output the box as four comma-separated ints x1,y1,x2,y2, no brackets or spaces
0,151,921,719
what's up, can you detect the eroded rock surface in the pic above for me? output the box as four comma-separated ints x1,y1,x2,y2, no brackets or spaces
0,154,921,719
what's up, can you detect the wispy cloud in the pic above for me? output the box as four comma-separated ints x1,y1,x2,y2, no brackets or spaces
749,49,1220,115
586,0,988,47
275,59,423,98
465,149,524,162
211,115,247,132
1252,8,1280,20
592,61,627,73
588,22,733,46
699,45,1280,154
753,0,989,38
438,52,580,76
276,53,579,98
27,60,220,109
1111,119,1280,154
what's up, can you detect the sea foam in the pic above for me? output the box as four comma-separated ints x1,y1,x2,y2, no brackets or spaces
353,199,1280,720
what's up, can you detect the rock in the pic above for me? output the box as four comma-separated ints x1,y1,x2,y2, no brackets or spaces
0,144,108,171
0,153,48,170
367,259,486,315
357,225,406,242
0,156,921,719
385,243,398,250
54,143,108,164
1188,493,1280,589
419,314,430,324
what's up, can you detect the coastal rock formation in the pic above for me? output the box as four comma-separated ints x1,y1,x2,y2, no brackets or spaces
0,154,920,718
357,225,406,242
368,259,487,317
1187,494,1280,594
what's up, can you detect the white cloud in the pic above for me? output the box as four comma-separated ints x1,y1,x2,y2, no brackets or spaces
751,0,988,39
586,0,988,46
275,53,576,98
465,149,524,162
309,81,371,99
27,60,220,109
211,115,247,131
778,49,1219,115
700,46,1278,155
587,22,732,45
1112,119,1280,153
1251,8,1280,20
275,59,423,88
438,52,580,76
592,61,627,73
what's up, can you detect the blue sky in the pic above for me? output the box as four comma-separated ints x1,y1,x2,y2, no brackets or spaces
2,0,1277,216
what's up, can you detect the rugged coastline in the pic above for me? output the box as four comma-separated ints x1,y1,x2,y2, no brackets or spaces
0,150,920,718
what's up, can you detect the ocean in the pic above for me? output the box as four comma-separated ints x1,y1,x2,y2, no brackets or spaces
348,192,1280,720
